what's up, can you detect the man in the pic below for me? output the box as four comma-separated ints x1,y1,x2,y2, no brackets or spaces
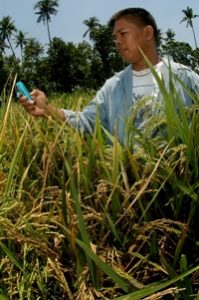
20,8,199,145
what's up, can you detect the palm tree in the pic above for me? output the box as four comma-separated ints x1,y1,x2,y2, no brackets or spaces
165,28,176,43
24,37,44,59
15,30,27,64
83,17,100,40
0,37,8,54
0,16,17,58
34,0,59,45
180,6,199,48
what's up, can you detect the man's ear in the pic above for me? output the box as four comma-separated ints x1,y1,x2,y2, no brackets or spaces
144,25,154,41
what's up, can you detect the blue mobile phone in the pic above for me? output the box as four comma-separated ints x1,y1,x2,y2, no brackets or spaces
16,81,32,100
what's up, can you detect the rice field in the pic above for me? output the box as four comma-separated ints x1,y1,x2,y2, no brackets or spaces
0,77,199,299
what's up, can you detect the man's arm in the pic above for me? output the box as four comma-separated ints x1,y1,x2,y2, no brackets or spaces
20,86,108,134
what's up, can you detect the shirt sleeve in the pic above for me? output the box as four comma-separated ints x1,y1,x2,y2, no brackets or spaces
178,67,199,103
61,85,108,134
186,69,199,96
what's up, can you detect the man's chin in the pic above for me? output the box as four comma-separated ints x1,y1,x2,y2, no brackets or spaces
121,55,132,64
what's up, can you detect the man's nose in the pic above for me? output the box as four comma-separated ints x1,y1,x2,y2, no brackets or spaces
114,36,121,46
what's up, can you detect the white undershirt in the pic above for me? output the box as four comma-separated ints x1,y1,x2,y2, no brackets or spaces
132,61,164,130
132,61,163,102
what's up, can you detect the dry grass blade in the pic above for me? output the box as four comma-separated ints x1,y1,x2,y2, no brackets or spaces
143,286,181,299
115,141,172,226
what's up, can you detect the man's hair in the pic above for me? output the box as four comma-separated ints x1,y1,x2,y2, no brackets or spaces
108,8,159,45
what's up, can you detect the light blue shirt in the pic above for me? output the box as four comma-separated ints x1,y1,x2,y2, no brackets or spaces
62,58,199,145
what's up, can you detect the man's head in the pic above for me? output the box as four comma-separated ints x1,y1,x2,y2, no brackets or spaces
109,8,159,45
109,8,160,69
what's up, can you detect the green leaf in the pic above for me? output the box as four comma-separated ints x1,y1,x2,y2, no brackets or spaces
0,241,23,271
114,264,199,299
76,238,129,293
5,126,27,198
0,294,10,300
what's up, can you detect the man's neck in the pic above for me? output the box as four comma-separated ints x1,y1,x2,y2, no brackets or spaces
132,53,161,71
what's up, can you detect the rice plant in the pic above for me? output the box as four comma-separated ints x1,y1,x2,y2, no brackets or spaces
0,73,199,299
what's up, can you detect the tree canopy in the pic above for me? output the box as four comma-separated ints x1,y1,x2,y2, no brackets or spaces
0,3,198,95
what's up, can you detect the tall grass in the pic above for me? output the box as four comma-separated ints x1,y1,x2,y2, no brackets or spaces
0,74,199,299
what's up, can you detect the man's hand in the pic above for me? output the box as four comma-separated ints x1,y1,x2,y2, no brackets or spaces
19,89,49,118
19,89,66,121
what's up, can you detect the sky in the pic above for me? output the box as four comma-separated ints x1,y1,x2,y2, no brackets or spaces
1,0,199,56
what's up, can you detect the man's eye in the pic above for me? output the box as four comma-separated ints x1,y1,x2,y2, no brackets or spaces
121,31,128,36
112,31,128,42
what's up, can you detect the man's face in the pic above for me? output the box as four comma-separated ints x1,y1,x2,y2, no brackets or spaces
112,17,148,65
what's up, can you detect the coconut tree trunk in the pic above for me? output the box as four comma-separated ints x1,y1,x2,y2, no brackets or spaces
7,36,17,60
46,18,51,45
191,25,198,49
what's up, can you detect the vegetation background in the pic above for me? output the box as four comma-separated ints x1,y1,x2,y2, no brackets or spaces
0,1,199,299
0,1,199,96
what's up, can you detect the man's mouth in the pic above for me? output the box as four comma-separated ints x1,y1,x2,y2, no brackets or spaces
118,48,127,54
